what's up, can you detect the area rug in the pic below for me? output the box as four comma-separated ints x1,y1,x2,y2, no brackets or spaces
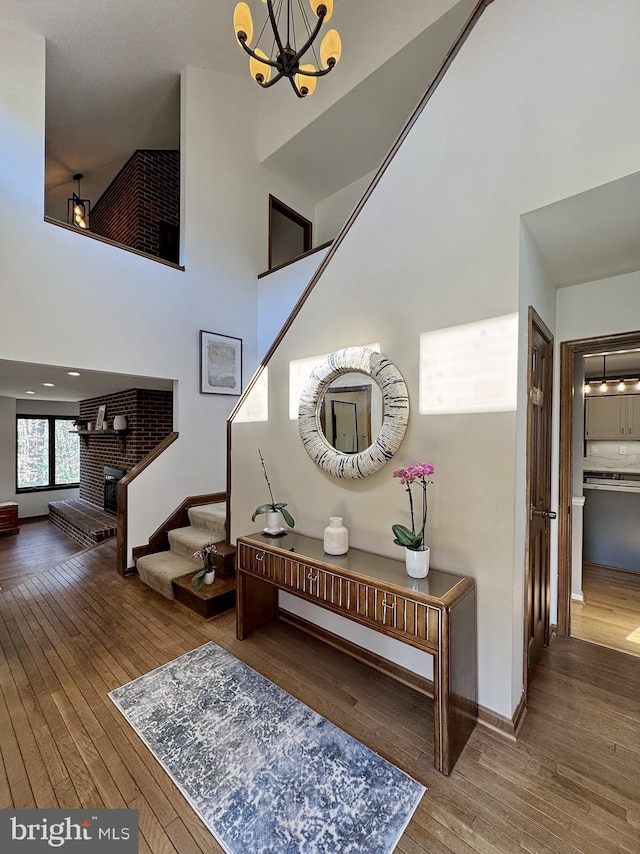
109,642,425,853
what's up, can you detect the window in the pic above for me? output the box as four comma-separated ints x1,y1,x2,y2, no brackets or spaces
16,416,80,492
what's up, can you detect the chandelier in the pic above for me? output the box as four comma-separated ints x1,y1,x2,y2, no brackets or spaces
233,0,342,98
67,173,90,230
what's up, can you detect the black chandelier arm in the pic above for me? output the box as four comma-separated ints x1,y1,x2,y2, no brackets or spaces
237,37,282,70
287,75,305,98
266,0,287,57
257,70,287,89
292,61,334,78
288,10,326,67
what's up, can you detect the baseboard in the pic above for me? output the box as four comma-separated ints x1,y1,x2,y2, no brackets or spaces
280,609,524,740
571,592,584,603
19,514,50,524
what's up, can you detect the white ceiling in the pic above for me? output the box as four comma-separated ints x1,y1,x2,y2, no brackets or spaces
0,0,476,214
523,171,640,288
0,360,173,402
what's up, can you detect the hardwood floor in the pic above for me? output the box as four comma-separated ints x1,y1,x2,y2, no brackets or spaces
572,563,640,658
0,517,83,592
0,540,638,853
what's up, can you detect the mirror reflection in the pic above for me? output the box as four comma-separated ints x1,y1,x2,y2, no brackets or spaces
319,371,383,453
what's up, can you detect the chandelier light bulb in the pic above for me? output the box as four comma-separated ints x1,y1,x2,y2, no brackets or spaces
233,2,254,45
584,383,591,394
295,64,317,96
618,380,626,392
599,381,608,393
249,48,271,83
310,0,333,22
320,29,342,68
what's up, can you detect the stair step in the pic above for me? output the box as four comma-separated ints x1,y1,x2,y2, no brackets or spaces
187,503,226,535
136,551,199,600
168,525,224,559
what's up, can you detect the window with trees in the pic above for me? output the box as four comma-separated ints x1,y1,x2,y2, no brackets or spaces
16,416,80,491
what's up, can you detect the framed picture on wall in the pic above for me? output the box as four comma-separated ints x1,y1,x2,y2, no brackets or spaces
200,330,242,395
95,404,107,430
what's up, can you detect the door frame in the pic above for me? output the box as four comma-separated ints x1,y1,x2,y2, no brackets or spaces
557,328,640,636
524,306,554,696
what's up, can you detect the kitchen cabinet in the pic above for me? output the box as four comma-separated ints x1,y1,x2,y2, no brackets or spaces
585,394,640,440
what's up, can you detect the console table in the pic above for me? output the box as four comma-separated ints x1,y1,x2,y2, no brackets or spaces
236,531,477,775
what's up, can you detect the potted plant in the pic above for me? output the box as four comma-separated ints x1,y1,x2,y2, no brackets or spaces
251,449,295,534
192,542,217,590
392,462,435,578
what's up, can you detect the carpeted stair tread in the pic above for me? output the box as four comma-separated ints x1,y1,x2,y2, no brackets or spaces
168,525,224,559
187,503,226,533
136,551,198,600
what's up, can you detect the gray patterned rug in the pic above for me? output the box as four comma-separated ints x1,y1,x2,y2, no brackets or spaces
109,642,425,853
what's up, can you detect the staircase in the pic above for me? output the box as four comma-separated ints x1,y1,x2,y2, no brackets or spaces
136,503,226,599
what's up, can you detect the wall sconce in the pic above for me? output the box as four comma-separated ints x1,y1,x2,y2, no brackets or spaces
67,173,90,229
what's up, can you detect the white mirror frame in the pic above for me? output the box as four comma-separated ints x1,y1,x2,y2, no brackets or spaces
298,347,409,479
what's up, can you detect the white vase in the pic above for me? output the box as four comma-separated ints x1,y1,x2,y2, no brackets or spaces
324,516,348,555
113,415,127,432
265,510,283,533
405,546,430,578
203,570,216,585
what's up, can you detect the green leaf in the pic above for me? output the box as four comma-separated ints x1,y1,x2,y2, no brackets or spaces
252,504,275,522
280,507,295,528
392,524,422,549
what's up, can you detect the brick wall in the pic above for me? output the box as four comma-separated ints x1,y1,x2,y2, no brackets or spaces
90,150,179,261
78,388,173,507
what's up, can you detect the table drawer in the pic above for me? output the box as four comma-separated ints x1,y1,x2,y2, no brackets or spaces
239,543,439,647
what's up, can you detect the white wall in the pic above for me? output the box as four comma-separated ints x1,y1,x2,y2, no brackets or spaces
0,33,317,562
314,171,377,245
257,248,331,361
231,0,640,719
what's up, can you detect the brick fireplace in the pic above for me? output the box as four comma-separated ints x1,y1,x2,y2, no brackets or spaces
78,388,173,508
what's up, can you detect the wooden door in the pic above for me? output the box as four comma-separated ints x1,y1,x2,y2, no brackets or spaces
525,308,554,686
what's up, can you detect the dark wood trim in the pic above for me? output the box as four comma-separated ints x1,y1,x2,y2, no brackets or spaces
132,491,226,562
557,328,640,637
258,240,333,279
583,560,640,577
268,194,313,272
116,431,179,577
226,0,494,532
524,306,553,699
44,217,185,271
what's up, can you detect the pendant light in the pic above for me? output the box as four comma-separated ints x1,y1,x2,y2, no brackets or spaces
233,1,342,98
67,173,90,230
599,354,608,393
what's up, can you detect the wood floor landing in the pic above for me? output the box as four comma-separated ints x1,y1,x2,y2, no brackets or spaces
572,563,640,658
0,537,638,853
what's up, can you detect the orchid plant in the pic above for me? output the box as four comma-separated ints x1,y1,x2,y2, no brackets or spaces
251,449,295,528
192,542,217,590
392,463,435,551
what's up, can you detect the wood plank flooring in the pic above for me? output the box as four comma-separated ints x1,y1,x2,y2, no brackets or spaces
572,563,640,658
0,538,638,853
0,518,83,592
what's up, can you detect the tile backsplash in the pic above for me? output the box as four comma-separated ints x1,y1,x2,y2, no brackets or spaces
584,440,640,472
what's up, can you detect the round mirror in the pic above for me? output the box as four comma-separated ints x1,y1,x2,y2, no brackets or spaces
298,348,409,479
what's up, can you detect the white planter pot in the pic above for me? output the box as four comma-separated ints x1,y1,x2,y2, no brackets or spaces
265,510,283,534
203,570,216,585
405,546,430,578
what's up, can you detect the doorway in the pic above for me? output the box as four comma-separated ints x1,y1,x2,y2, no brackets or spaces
557,330,640,658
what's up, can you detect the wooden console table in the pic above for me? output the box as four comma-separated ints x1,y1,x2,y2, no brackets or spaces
236,531,477,775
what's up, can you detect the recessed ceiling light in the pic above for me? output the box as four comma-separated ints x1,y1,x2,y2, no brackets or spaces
25,390,35,395
42,382,55,387
68,371,80,376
